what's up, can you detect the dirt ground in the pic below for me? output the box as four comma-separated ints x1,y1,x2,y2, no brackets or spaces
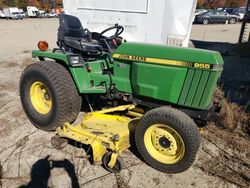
0,19,249,188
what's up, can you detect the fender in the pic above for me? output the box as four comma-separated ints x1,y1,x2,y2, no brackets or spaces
32,50,106,94
32,50,69,64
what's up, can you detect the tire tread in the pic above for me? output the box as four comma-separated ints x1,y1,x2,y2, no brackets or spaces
135,106,201,173
20,61,82,131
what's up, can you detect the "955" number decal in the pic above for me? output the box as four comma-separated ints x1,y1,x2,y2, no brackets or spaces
194,63,211,69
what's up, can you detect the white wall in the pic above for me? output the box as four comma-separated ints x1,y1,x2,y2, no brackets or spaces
63,0,197,47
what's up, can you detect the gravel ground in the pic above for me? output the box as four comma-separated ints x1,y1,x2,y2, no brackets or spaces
191,23,242,43
0,18,249,188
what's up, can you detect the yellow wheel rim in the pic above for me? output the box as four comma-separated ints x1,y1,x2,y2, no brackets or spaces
144,124,185,164
30,81,52,114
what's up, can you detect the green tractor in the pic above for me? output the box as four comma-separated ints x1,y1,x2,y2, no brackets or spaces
20,14,223,173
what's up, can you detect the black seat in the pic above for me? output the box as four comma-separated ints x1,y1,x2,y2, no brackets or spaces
57,14,102,53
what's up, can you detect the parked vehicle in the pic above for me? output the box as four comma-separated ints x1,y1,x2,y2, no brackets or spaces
193,9,208,22
194,10,240,24
195,9,207,16
232,7,246,20
223,8,234,14
12,12,23,20
45,12,58,18
0,10,6,18
38,10,46,18
3,7,22,20
217,8,234,14
18,9,26,18
27,6,39,17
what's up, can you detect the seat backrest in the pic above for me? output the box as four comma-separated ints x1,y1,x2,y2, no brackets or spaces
57,14,86,42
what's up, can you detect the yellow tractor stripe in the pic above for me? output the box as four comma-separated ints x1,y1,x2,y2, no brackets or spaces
112,53,193,68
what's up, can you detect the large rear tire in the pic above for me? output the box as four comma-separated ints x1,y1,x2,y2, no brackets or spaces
135,107,201,173
20,61,82,131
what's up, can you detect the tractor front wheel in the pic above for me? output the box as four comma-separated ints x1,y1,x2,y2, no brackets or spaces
20,61,82,131
135,107,201,173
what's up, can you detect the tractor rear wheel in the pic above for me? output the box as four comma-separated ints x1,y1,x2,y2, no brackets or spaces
135,107,201,173
20,61,82,131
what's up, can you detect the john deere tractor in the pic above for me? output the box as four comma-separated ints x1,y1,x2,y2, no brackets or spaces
20,14,223,173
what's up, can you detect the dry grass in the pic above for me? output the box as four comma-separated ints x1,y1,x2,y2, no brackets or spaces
19,57,33,69
213,87,250,136
0,58,32,69
1,61,18,68
202,87,250,187
22,50,31,54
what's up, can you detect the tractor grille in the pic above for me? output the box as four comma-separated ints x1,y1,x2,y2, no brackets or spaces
178,69,220,109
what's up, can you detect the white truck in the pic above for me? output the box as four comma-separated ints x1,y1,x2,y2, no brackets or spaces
18,8,26,18
39,10,46,18
0,10,6,18
3,7,22,19
27,6,39,18
63,0,197,47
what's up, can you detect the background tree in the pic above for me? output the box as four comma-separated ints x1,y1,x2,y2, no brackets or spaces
7,0,18,7
197,0,205,8
202,0,246,8
203,0,226,8
225,0,246,7
0,1,3,8
0,0,246,10
55,0,62,7
18,0,28,9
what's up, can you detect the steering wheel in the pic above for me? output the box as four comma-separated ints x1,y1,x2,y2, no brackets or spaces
100,24,124,40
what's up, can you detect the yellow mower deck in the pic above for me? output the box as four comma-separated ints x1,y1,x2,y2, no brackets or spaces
55,105,141,170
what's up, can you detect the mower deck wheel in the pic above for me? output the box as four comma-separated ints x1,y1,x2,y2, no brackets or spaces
102,152,122,173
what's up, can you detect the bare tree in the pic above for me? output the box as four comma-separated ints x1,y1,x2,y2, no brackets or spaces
204,0,226,8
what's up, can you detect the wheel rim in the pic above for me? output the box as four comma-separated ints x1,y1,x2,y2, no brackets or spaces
203,19,208,24
230,18,235,24
30,81,52,114
103,152,122,173
144,124,185,164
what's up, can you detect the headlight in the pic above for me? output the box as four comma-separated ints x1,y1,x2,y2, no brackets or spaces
212,64,223,70
68,55,84,67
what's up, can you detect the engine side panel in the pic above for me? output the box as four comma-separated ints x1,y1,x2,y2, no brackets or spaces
131,63,187,103
112,42,223,110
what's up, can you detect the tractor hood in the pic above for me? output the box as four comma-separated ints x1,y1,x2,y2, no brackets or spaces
112,42,223,71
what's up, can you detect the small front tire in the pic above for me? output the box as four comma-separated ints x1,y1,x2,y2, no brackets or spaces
102,152,122,173
135,107,201,173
